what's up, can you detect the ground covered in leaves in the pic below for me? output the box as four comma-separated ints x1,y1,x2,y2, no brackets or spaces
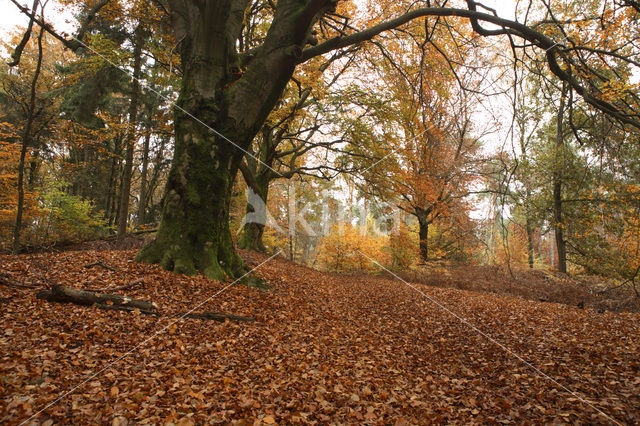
395,263,640,314
1,249,639,424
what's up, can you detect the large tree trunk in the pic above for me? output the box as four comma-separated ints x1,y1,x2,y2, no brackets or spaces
137,0,325,280
136,109,246,279
553,82,568,274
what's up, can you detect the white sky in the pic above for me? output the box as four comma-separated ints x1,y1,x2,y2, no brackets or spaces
0,0,75,40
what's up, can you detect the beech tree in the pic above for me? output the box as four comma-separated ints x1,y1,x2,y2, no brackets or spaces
342,13,485,263
237,50,361,252
11,0,640,280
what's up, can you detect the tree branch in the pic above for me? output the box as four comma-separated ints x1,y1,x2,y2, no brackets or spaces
301,5,640,129
8,0,110,65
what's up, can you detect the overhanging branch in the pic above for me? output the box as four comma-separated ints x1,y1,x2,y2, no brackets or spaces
301,5,640,130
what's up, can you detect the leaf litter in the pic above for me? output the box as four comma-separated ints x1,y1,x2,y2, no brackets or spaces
1,249,639,424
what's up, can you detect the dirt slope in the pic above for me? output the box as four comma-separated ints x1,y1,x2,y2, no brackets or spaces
1,249,639,424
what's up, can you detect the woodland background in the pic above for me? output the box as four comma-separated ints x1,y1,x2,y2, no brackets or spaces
2,0,640,297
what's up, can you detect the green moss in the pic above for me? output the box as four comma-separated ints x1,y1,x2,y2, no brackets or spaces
238,223,266,252
185,184,201,205
134,101,262,285
173,256,197,275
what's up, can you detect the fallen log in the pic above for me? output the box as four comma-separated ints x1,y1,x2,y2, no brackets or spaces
36,285,155,311
96,303,161,316
36,285,255,322
102,227,158,241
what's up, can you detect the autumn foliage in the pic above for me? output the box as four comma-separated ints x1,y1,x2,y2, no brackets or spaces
315,222,389,272
3,0,640,423
0,125,39,246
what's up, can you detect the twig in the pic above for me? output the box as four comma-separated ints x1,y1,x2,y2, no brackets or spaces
182,311,255,322
85,278,145,293
102,228,158,241
84,261,119,272
0,272,39,289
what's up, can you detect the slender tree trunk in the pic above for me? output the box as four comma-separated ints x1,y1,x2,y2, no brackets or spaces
143,135,168,219
289,237,295,262
27,148,40,188
238,125,277,252
14,143,29,253
104,138,118,222
108,136,123,226
416,211,430,263
553,82,568,273
13,25,44,253
238,176,269,252
112,155,125,227
117,25,144,236
136,130,151,226
526,217,535,269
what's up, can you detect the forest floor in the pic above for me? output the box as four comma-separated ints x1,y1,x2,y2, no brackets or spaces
393,262,640,314
1,248,639,424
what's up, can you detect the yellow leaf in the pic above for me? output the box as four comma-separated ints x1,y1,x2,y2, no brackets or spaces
262,416,276,424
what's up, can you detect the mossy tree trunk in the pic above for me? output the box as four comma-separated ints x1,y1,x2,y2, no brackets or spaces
135,109,246,279
238,125,281,252
136,0,332,280
238,174,270,252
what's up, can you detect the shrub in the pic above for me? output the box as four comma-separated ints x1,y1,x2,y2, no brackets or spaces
316,222,389,273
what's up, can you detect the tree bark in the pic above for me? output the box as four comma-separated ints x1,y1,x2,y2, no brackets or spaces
526,217,535,269
417,211,430,263
238,183,269,252
136,115,247,279
36,284,155,311
553,82,568,274
13,23,44,253
238,161,271,252
117,25,144,236
137,0,326,280
136,129,151,226
136,72,159,227
105,135,120,224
